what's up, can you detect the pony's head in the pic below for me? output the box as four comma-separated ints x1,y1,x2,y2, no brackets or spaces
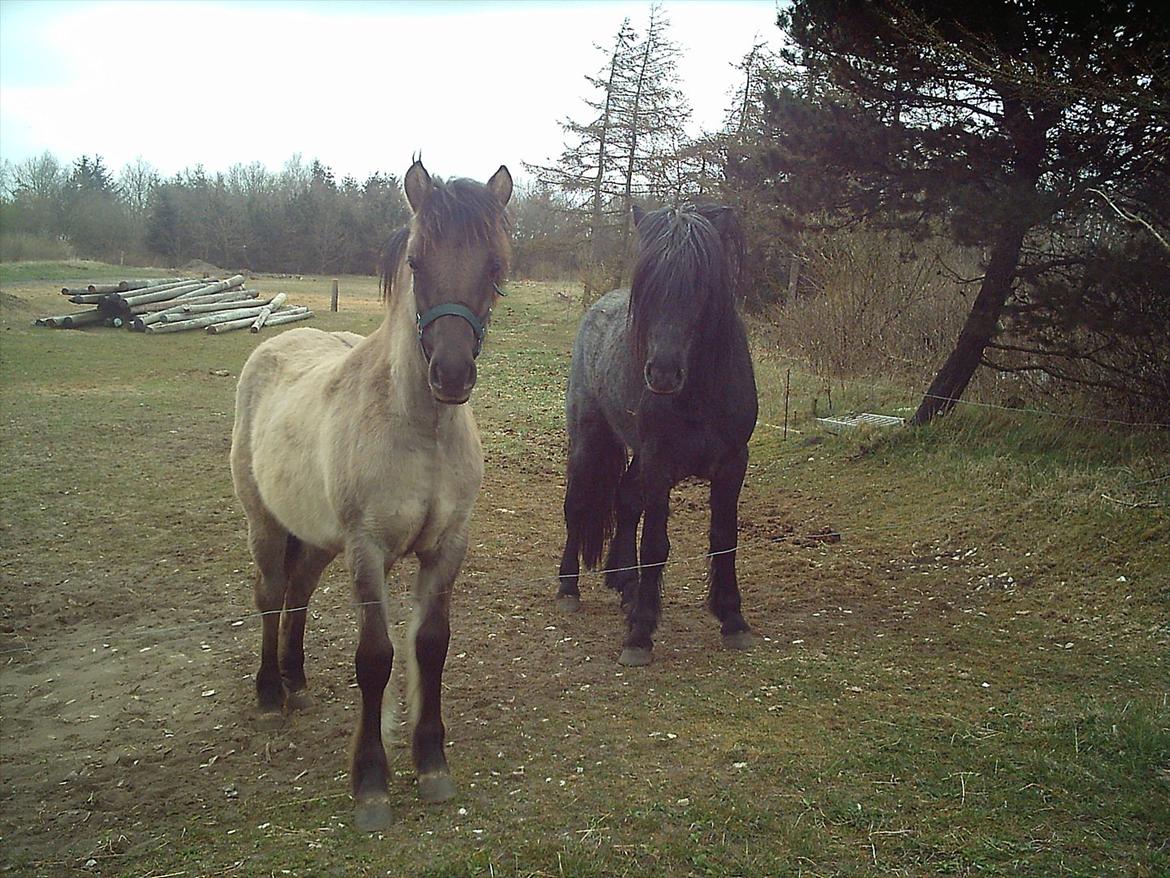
628,203,744,395
382,159,513,404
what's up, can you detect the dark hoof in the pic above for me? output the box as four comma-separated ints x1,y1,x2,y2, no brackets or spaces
256,697,284,720
722,630,755,651
556,593,581,614
418,772,456,803
618,646,653,667
354,796,393,832
285,689,315,711
257,684,284,713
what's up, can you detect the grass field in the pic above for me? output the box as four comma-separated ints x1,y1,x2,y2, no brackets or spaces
1,261,1167,877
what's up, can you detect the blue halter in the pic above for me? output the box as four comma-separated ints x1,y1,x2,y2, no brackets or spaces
415,285,505,359
416,303,487,358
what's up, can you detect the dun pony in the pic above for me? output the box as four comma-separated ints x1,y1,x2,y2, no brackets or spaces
230,160,512,830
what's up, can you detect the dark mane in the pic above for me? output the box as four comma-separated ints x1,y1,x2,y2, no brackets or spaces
628,204,745,358
379,225,411,302
416,177,511,249
380,177,511,303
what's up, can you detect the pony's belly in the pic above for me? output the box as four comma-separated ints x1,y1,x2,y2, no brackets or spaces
255,461,344,552
365,497,432,556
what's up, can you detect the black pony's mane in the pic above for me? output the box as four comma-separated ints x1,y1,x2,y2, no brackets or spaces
379,176,511,302
628,203,745,358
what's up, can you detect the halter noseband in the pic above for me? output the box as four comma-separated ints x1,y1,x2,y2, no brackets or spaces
415,286,505,360
417,303,487,358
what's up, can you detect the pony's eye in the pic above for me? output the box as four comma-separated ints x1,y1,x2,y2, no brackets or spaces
406,256,419,271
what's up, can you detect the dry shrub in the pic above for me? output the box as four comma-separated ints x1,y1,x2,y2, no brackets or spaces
523,260,576,283
579,260,622,310
0,231,74,262
765,229,975,381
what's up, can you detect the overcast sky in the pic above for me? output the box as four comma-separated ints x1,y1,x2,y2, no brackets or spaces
0,0,782,186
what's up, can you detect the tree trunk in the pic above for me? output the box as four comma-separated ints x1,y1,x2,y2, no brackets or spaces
911,92,1047,426
910,224,1027,425
163,293,269,319
250,293,288,332
146,304,269,333
787,254,801,301
589,33,623,264
617,19,653,286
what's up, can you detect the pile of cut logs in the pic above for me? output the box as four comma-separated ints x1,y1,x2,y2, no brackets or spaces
34,276,313,335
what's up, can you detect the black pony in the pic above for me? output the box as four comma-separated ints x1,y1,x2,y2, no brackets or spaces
556,203,758,666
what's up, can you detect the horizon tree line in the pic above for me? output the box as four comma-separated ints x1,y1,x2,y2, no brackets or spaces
1,1,1165,421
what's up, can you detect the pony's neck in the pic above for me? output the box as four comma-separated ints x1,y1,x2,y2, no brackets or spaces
380,261,436,410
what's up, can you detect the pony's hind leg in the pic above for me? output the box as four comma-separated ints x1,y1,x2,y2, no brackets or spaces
556,529,582,613
347,539,395,832
408,543,462,804
247,517,292,713
557,415,626,613
605,455,642,606
279,538,335,709
707,449,753,650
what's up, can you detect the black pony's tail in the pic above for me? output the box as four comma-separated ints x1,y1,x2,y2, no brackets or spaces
564,425,627,570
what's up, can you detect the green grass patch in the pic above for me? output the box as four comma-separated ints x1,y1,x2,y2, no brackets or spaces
0,259,179,285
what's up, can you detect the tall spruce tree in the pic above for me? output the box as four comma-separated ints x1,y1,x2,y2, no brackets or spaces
528,4,690,290
527,18,637,270
609,2,690,265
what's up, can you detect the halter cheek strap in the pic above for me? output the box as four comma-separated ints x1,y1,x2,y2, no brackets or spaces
416,303,487,358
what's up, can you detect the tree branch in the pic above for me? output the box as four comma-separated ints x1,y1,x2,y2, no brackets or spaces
1088,188,1170,253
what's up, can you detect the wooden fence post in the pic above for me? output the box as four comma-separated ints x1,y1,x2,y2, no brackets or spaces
784,368,791,440
331,279,339,312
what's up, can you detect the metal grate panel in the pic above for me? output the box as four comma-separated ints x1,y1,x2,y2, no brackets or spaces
816,412,906,431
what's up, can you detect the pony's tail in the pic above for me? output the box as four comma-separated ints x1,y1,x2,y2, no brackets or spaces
564,423,627,569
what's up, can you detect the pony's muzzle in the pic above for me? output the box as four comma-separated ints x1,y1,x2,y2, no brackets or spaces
428,354,477,404
644,360,686,395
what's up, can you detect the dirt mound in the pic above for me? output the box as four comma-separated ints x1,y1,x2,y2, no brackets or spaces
0,292,33,312
181,259,230,277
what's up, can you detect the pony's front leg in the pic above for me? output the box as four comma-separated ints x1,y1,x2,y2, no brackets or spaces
410,541,463,804
619,476,669,666
708,448,753,650
347,539,395,832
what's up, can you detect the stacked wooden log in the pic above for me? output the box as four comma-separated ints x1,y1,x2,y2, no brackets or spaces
34,276,313,335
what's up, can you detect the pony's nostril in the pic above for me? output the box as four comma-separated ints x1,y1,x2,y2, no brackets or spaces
644,361,685,394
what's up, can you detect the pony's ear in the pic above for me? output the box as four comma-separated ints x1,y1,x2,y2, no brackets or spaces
404,160,433,212
710,205,736,232
705,205,745,287
632,204,647,228
487,165,513,207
